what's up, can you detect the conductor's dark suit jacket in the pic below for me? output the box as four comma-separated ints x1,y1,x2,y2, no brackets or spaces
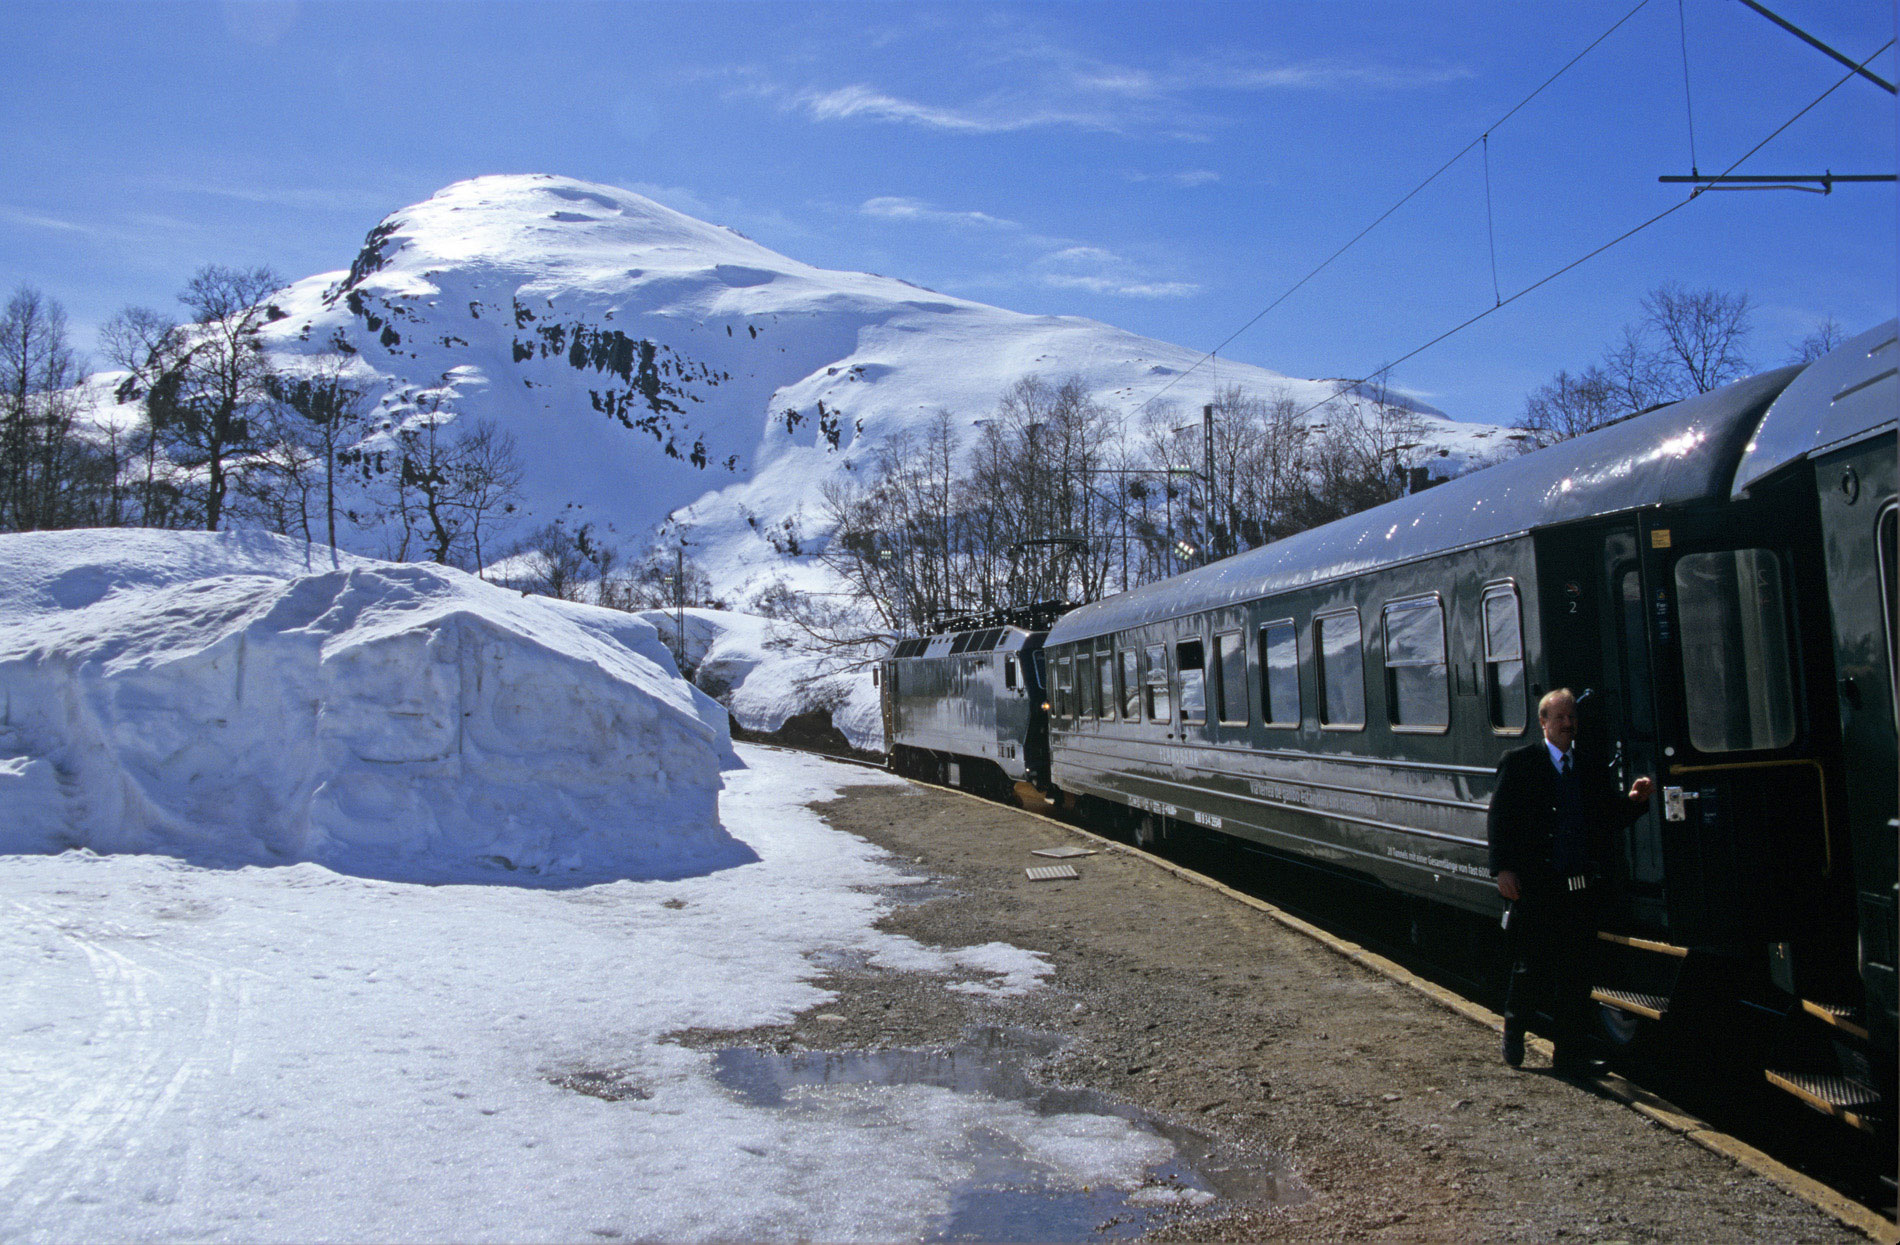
1486,742,1642,885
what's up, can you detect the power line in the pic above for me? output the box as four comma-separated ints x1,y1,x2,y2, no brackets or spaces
1676,0,1700,172
1137,0,1657,415
1281,37,1897,426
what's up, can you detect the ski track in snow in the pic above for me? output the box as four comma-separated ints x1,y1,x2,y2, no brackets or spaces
1,897,258,1240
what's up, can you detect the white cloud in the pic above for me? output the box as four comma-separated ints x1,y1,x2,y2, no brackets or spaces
860,197,1020,230
796,85,1109,134
1045,245,1119,265
762,27,1470,140
0,205,95,235
1041,274,1201,299
1036,246,1199,299
1120,169,1221,187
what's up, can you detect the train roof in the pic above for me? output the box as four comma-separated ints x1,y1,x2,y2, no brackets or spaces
1049,364,1800,646
888,625,1040,660
1732,319,1898,499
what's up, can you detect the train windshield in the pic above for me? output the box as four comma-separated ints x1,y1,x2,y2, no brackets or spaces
1675,548,1797,753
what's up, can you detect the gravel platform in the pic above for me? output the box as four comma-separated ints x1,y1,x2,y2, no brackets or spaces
691,775,1867,1243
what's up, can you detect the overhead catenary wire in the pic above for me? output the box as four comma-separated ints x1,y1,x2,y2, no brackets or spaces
1279,37,1897,427
1483,135,1502,307
1677,0,1701,174
1137,0,1658,416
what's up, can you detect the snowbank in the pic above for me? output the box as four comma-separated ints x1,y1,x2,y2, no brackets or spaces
633,606,884,751
0,529,747,882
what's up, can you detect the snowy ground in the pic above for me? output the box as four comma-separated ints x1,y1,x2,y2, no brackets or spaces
0,745,1201,1242
0,531,1173,1240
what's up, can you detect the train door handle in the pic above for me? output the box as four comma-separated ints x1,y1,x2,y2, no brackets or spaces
1662,786,1700,822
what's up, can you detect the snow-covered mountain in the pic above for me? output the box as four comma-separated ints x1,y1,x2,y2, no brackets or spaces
241,174,1514,602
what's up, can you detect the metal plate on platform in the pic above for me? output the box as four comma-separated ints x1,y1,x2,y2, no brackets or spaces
1025,865,1080,882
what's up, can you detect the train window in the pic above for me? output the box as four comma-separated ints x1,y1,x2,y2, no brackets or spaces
1143,644,1171,721
1097,650,1116,720
1176,638,1207,724
1384,598,1448,731
1077,649,1097,718
1482,585,1528,734
1675,549,1796,752
1258,620,1300,727
1616,569,1655,738
1004,654,1018,689
1053,656,1073,720
1119,649,1140,718
1215,631,1248,725
1315,610,1365,729
1881,504,1898,720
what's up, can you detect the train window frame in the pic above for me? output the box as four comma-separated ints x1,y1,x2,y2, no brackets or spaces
1077,647,1098,719
1143,643,1171,722
1382,595,1450,733
1481,582,1529,736
1314,608,1366,731
1096,647,1116,720
1119,649,1140,720
1674,547,1798,754
1053,655,1073,721
1004,654,1018,690
1214,630,1248,726
1176,637,1207,724
1258,618,1301,728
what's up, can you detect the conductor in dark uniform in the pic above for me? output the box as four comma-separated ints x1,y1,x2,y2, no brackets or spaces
1488,688,1652,1073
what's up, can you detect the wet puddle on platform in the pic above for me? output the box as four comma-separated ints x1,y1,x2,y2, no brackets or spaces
712,1026,1302,1240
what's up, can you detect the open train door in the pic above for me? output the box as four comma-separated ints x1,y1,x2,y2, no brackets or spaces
1532,518,1667,929
1535,491,1842,1043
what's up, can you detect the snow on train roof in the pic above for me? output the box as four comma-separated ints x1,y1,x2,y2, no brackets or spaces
1732,319,1898,499
1050,365,1800,646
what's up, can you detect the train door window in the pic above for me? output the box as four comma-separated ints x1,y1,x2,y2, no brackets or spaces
1675,549,1796,752
1881,504,1898,718
1097,649,1116,720
1004,654,1018,690
1119,649,1140,719
1258,620,1300,727
1053,656,1073,721
1176,638,1207,724
1384,597,1449,731
1076,650,1097,719
1616,569,1655,738
1481,585,1527,734
1315,609,1366,729
1215,631,1248,725
1143,644,1171,722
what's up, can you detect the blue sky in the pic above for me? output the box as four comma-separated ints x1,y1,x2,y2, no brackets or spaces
3,0,1893,423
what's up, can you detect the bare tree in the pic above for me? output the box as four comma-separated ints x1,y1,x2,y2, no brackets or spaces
1641,282,1753,396
115,265,284,530
453,418,524,576
508,520,615,601
1521,365,1616,445
0,286,88,531
1788,317,1847,365
270,360,369,557
102,306,185,528
1523,283,1757,441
